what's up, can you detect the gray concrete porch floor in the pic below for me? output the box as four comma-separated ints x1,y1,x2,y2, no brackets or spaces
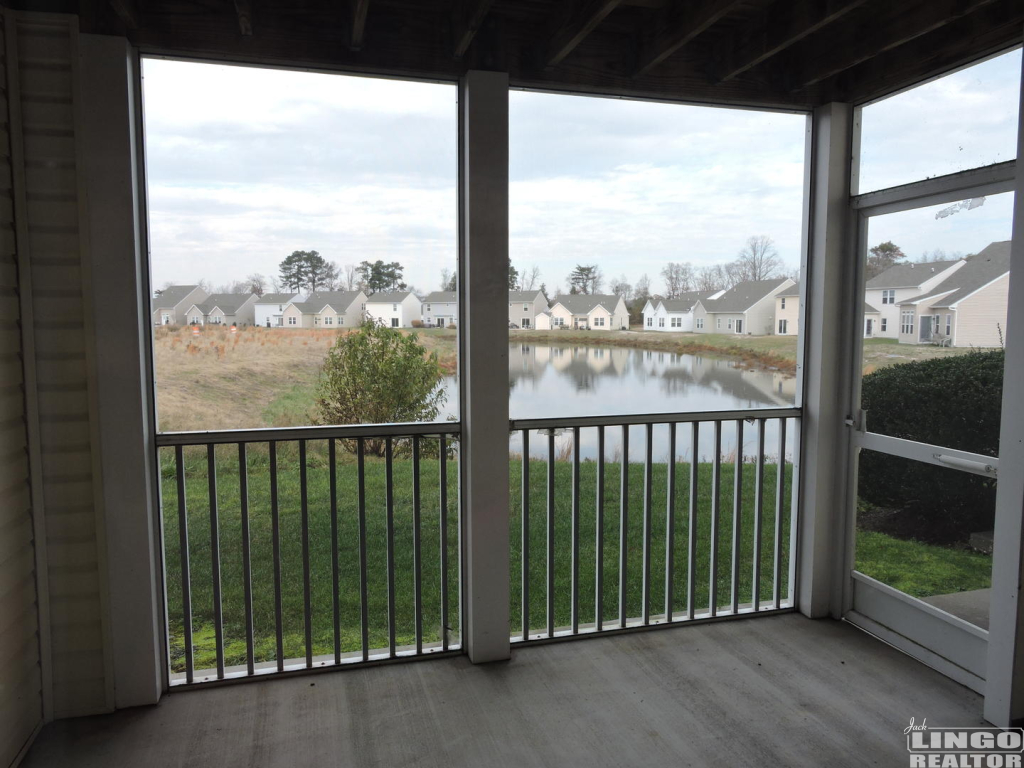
23,614,984,768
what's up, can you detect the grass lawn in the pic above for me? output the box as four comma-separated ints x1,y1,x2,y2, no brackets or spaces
855,529,991,598
162,445,795,673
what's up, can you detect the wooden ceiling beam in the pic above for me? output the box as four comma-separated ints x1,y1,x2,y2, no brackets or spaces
350,0,370,51
108,0,139,30
544,0,624,69
452,0,496,60
232,0,253,36
777,0,1002,92
710,0,869,83
633,0,743,78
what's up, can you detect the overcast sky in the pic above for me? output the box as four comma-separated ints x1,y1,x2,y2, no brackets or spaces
142,48,1020,297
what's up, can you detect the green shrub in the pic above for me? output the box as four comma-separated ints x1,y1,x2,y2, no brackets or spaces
859,350,1003,544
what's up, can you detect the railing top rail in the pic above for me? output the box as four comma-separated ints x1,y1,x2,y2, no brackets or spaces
510,407,801,431
155,420,461,447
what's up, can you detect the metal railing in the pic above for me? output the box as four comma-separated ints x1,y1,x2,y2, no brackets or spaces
156,422,461,685
508,408,800,643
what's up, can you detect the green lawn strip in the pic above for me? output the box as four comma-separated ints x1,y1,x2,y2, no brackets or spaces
161,446,794,673
855,529,991,598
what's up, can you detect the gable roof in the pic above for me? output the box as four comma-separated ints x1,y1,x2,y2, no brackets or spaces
509,290,546,303
776,282,800,299
901,241,1011,309
255,292,300,304
303,290,364,312
553,294,623,315
864,303,880,314
365,291,418,303
660,290,718,313
701,279,792,314
192,293,255,314
423,291,457,304
866,260,960,289
152,285,200,310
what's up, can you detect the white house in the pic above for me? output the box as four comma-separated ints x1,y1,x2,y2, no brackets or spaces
151,284,207,326
895,241,1010,347
534,310,553,330
183,293,258,327
422,291,457,327
254,292,303,328
364,291,423,328
865,259,965,339
642,290,723,332
693,278,794,335
776,282,881,338
508,290,549,329
548,294,630,330
281,290,367,329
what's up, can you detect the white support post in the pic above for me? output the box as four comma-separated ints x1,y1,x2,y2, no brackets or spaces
797,102,856,619
78,36,163,706
984,50,1024,728
459,70,511,662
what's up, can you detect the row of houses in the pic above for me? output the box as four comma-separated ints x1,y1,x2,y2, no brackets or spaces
640,241,1011,348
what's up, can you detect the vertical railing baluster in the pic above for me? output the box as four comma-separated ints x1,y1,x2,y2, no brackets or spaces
665,422,676,622
358,438,369,661
385,437,396,657
642,423,653,625
270,441,284,672
595,425,605,632
619,424,629,628
521,429,530,641
207,444,224,679
752,419,766,612
238,443,254,675
687,423,698,620
571,426,580,634
709,421,722,617
546,429,555,638
774,419,787,610
300,440,312,668
731,420,743,615
330,439,341,665
439,434,449,652
175,446,194,683
413,435,423,654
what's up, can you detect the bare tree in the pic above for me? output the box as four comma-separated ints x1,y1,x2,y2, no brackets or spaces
693,265,725,293
244,273,267,297
633,274,652,303
341,264,358,291
440,267,454,291
197,278,213,293
660,262,694,298
609,274,632,301
733,235,784,282
521,265,541,291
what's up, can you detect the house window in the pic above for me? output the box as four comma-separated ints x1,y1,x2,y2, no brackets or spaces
278,305,283,311
324,316,333,325
523,303,529,312
900,310,914,335
338,317,344,325
671,317,681,328
646,317,652,327
780,298,786,309
392,304,398,311
880,318,887,332
727,319,733,330
882,289,896,305
191,316,200,324
945,314,951,336
778,319,788,334
716,318,722,329
288,316,297,325
658,318,665,328
594,317,605,327
426,304,431,312
522,318,530,329
696,318,704,330
391,318,399,328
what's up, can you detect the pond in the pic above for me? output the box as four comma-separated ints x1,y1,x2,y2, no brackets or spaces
439,342,798,462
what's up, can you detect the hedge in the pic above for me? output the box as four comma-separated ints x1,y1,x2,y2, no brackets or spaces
858,349,1003,545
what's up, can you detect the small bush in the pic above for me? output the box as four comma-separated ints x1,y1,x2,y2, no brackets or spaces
411,320,424,328
859,350,1003,544
447,322,457,330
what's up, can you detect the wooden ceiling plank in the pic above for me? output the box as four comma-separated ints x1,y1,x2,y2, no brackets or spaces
108,0,139,30
633,0,743,78
545,0,624,69
712,0,870,83
233,0,253,36
781,0,1002,92
453,0,496,60
351,0,370,51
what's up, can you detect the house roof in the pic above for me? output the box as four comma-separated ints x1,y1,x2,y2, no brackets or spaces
365,291,417,303
661,291,717,313
553,294,622,315
866,260,959,289
192,293,255,314
864,303,880,314
509,290,545,303
152,285,199,310
900,241,1011,309
701,279,792,314
776,282,800,299
423,291,457,303
304,290,363,312
255,293,299,304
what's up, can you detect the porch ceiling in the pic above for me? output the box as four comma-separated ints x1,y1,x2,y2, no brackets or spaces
22,615,981,767
70,0,1023,110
